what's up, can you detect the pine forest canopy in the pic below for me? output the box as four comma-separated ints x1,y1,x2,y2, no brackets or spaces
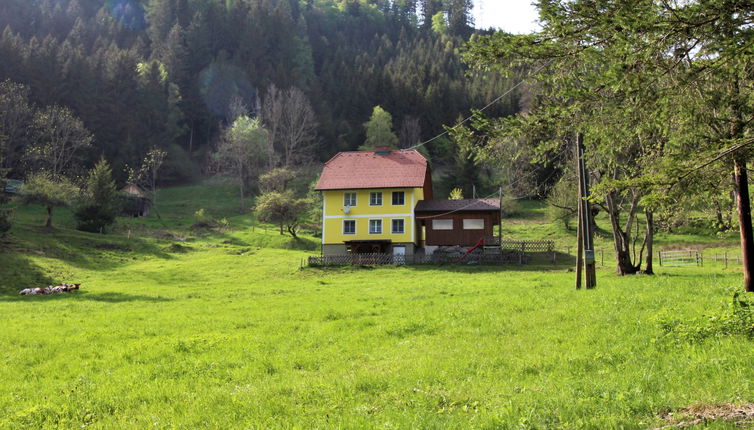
0,0,516,184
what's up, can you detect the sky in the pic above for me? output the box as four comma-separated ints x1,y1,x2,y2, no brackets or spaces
472,0,541,34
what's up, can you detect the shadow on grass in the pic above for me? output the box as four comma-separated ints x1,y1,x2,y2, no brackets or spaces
5,225,175,272
0,291,173,303
0,225,176,296
0,246,55,295
74,291,172,302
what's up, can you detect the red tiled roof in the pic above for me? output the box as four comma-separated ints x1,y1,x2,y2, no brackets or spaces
415,198,500,212
315,149,429,190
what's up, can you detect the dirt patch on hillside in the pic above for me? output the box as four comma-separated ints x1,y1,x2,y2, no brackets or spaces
653,403,754,429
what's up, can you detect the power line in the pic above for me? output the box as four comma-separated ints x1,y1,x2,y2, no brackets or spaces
406,60,551,151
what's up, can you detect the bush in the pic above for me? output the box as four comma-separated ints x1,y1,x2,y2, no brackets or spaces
74,204,117,233
190,208,229,230
546,179,576,230
74,160,118,233
657,291,754,343
500,194,522,218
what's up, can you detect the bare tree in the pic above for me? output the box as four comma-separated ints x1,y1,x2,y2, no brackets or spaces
261,85,282,169
399,116,422,149
26,105,92,177
262,85,317,167
127,147,168,208
227,95,248,124
212,116,271,212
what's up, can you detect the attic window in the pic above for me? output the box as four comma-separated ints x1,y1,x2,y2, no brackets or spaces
374,146,392,155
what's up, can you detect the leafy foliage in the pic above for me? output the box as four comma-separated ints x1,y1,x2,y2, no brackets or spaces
74,159,119,233
361,106,399,150
20,171,79,228
254,190,310,238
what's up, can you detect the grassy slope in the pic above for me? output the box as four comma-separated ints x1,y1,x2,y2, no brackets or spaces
0,184,751,429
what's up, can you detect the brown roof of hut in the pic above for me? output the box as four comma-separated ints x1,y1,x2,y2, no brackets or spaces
121,184,147,198
415,198,500,213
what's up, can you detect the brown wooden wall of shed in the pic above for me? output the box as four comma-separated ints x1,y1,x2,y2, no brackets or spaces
421,212,499,246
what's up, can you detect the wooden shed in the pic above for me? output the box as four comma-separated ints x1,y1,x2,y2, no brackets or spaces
121,184,150,217
415,198,500,247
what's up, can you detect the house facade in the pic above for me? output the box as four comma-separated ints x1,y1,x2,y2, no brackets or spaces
315,148,432,256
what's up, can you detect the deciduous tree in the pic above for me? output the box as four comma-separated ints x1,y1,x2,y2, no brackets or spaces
21,171,79,228
212,116,270,212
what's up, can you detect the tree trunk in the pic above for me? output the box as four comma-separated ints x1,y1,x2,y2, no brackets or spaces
644,209,654,275
279,222,284,235
605,192,639,275
239,180,245,214
45,205,53,228
734,157,754,292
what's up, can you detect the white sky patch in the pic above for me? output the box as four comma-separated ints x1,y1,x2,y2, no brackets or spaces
473,0,541,34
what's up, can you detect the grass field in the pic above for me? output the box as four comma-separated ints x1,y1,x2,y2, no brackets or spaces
1,184,752,429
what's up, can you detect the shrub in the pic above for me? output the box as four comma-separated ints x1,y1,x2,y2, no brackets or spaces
74,159,118,233
657,291,754,343
191,208,229,230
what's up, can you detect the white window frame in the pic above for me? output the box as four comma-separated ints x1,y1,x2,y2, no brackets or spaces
343,192,357,207
369,219,382,234
432,219,453,230
391,218,405,234
369,192,383,206
463,219,485,230
343,219,356,235
391,191,405,206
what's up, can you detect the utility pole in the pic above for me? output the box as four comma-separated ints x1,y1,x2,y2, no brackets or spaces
498,186,503,246
575,139,583,290
576,132,597,289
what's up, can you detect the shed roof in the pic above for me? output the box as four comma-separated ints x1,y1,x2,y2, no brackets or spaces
315,149,428,190
415,198,500,213
121,184,147,198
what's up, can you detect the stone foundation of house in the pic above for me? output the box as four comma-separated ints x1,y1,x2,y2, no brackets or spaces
323,243,416,256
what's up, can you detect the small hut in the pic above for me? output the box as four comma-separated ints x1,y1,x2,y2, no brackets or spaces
415,198,501,249
121,184,150,217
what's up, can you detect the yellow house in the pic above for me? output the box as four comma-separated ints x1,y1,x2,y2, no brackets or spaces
315,148,433,256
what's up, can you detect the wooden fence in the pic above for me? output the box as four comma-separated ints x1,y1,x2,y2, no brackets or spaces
501,239,555,253
308,251,525,267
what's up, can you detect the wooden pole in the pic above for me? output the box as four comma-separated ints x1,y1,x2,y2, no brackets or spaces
577,132,597,289
734,158,754,292
575,138,584,290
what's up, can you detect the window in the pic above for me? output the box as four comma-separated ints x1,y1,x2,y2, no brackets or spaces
369,192,383,206
463,219,484,230
391,219,405,234
369,219,382,234
392,191,405,205
343,220,356,235
343,192,357,207
432,219,453,230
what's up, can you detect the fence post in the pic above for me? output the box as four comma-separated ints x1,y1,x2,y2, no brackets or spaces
725,251,728,269
659,251,663,267
601,249,604,266
519,242,524,264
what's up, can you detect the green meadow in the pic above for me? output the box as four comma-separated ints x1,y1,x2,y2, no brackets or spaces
1,185,751,429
